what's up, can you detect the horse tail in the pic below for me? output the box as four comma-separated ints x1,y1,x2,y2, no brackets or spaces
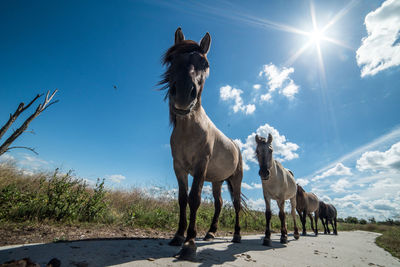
226,179,251,215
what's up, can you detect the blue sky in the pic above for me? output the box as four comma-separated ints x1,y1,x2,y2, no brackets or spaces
1,0,400,220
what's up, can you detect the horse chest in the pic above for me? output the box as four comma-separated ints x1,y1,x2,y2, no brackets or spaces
170,128,211,174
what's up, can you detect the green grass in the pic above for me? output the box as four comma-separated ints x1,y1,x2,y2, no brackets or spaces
0,163,399,259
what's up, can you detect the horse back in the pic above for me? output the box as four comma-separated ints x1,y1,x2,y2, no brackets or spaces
326,204,337,219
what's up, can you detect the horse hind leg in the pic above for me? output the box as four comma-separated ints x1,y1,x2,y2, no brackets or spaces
330,219,335,235
308,213,315,233
325,218,330,234
333,217,337,235
227,170,243,243
204,181,223,241
290,197,300,240
278,199,288,244
301,210,307,235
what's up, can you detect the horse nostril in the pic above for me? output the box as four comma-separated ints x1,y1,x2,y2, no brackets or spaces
190,86,197,100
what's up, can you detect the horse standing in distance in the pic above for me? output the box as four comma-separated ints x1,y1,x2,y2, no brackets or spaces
255,134,300,245
296,185,320,236
159,28,243,260
319,201,338,235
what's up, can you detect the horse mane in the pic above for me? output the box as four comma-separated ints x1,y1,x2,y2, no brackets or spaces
297,184,305,195
158,40,207,127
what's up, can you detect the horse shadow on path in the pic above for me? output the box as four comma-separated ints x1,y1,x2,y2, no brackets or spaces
0,235,290,266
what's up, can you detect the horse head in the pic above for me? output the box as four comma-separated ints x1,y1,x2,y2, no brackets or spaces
255,133,274,180
159,27,211,123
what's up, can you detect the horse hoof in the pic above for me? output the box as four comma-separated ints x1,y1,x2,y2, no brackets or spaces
280,236,288,244
294,232,300,240
178,241,197,261
334,232,338,235
169,235,185,246
263,238,271,246
203,232,215,241
231,234,241,243
315,232,318,236
301,232,307,236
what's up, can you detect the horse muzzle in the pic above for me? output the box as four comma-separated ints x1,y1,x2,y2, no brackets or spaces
171,99,197,116
259,169,270,180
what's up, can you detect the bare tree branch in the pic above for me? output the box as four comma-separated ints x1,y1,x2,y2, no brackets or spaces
6,146,38,155
0,94,42,140
0,89,58,156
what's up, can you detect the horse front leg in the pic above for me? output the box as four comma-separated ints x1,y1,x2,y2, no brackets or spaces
263,195,272,246
314,211,319,236
169,162,188,246
278,199,288,244
179,160,208,260
204,181,223,241
290,197,300,240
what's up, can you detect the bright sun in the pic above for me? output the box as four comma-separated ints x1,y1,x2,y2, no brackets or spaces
309,29,324,44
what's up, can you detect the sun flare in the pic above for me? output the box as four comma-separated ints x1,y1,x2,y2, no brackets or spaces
309,29,324,44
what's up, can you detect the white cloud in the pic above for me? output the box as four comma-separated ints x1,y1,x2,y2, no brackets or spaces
18,155,49,171
259,63,299,100
220,85,256,115
0,153,14,161
247,198,265,211
313,163,352,181
296,178,309,187
356,0,400,77
106,174,126,183
253,84,261,90
241,182,262,190
241,182,253,189
260,92,272,102
235,123,299,171
309,127,400,179
280,80,299,99
356,141,400,172
330,178,350,193
251,182,263,189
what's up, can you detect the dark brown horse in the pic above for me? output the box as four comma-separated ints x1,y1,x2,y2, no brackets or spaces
160,28,243,260
319,201,338,235
296,185,319,236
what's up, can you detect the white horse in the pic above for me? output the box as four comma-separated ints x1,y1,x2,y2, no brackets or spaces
255,133,300,245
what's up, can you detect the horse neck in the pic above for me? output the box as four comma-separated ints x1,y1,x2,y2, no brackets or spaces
173,104,206,130
268,159,279,181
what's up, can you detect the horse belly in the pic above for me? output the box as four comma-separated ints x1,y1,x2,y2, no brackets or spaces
206,141,238,181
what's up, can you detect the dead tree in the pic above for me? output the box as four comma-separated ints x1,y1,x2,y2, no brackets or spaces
0,90,58,156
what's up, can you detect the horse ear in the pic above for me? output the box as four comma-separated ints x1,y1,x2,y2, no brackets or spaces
175,27,185,44
200,32,211,55
255,134,261,144
267,133,273,144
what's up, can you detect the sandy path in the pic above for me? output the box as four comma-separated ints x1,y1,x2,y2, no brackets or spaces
1,231,399,266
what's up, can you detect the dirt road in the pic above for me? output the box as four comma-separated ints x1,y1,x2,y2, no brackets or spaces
1,231,399,266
